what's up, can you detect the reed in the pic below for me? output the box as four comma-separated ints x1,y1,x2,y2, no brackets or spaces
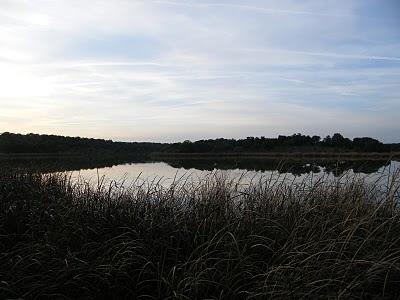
1,168,400,299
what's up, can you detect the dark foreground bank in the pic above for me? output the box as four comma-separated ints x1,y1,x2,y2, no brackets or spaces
1,170,400,299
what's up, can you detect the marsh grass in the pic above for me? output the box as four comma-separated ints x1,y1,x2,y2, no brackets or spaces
1,168,400,299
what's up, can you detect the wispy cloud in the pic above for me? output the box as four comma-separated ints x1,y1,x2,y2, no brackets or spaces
0,0,399,142
286,51,400,62
148,0,352,18
239,48,400,62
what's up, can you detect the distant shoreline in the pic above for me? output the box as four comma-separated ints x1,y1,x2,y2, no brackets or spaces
0,153,81,157
1,151,399,161
152,152,400,160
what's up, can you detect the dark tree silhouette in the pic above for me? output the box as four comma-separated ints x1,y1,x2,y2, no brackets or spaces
0,132,395,154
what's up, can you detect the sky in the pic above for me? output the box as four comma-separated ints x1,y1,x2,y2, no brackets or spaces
0,0,399,142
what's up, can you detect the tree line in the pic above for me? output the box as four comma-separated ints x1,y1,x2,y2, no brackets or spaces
0,132,164,154
166,133,397,153
0,132,398,154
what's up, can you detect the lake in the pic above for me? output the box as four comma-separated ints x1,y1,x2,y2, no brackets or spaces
2,155,399,188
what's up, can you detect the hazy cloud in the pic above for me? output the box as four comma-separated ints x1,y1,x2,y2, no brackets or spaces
0,0,399,142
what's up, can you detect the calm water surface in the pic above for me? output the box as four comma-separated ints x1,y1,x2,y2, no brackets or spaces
72,159,400,188
2,156,399,187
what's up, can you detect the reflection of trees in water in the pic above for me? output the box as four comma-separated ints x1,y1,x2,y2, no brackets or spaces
0,155,393,177
0,155,148,173
322,160,391,176
163,158,392,176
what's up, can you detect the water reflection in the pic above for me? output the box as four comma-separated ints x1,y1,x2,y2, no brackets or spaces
0,155,147,173
1,155,398,184
162,158,393,176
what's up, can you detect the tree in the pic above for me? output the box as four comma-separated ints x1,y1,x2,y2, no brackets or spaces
353,137,383,152
311,135,321,145
323,135,332,146
331,133,351,148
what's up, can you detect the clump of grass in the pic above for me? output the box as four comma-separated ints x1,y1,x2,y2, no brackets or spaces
1,169,400,299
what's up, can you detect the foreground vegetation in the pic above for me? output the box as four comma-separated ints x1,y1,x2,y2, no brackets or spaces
1,169,400,299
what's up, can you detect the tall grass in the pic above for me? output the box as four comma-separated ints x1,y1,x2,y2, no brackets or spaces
1,168,400,299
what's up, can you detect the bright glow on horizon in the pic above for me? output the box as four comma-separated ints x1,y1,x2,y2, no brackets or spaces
0,0,399,142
